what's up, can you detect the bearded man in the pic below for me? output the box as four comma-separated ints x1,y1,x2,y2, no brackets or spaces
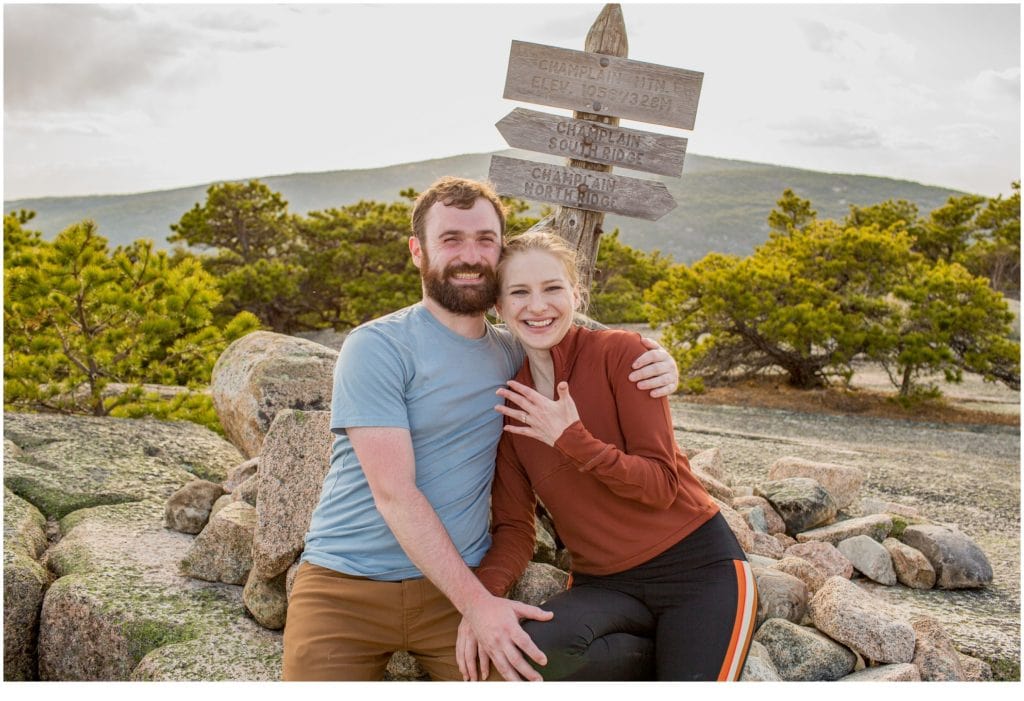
282,177,678,681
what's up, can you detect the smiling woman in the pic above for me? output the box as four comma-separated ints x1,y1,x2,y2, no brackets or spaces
496,234,581,359
459,230,758,681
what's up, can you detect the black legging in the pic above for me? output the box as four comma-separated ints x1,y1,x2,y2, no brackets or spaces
522,514,758,681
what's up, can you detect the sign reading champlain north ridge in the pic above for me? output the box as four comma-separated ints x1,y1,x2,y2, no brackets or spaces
490,38,704,222
489,155,676,220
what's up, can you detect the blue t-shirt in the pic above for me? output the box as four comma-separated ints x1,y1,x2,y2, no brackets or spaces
302,303,523,580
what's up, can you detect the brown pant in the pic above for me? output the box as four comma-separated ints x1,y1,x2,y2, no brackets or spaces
283,562,496,681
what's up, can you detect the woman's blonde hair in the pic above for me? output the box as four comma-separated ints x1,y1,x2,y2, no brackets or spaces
497,229,589,312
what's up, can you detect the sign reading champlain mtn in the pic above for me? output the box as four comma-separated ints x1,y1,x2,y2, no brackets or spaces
489,40,703,221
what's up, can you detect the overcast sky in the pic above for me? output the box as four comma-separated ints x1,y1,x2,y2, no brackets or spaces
3,2,1020,201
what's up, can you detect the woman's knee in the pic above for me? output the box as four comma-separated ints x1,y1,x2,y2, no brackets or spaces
519,587,656,681
521,616,591,659
521,586,649,656
520,617,596,680
521,619,654,681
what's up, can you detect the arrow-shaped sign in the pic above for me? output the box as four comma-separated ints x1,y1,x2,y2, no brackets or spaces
496,108,688,177
488,155,677,221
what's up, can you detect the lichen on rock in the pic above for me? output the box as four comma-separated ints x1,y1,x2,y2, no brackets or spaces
4,488,50,680
34,483,279,680
4,412,241,520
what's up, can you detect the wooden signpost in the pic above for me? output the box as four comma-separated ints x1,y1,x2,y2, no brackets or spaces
488,3,703,290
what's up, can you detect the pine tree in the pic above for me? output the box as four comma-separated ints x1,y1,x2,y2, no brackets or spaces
4,216,259,423
646,189,1020,396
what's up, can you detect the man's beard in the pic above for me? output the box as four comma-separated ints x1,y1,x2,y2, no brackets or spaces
420,249,499,316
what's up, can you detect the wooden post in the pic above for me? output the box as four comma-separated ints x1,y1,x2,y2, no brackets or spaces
496,2,698,291
552,3,628,293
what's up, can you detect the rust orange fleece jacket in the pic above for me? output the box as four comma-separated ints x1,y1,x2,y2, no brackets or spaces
475,325,718,597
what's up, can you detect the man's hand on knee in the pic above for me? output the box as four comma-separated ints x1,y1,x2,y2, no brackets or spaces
463,595,553,681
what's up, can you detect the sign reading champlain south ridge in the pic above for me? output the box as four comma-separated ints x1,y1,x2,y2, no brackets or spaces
496,108,687,177
489,39,704,221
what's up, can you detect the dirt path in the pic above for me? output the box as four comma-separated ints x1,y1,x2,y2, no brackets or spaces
669,398,1020,674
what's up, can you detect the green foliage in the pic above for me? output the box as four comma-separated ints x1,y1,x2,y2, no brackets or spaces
590,230,672,323
169,180,304,331
503,197,544,236
917,192,986,264
768,188,816,234
982,656,1021,682
647,220,911,389
962,181,1020,297
123,618,197,668
886,260,1019,394
213,255,306,333
3,214,259,422
648,187,1021,396
888,515,909,539
15,177,1017,417
845,199,926,240
108,389,224,435
291,200,421,329
12,153,968,266
169,180,293,264
847,188,1021,298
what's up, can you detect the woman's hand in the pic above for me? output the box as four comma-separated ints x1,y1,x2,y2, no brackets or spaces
496,380,580,447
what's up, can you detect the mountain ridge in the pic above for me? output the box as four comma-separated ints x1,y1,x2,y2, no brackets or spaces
4,151,967,263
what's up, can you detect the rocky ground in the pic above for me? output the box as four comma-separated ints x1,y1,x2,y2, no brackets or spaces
6,324,1020,680
3,413,283,681
627,313,1020,675
669,397,1021,676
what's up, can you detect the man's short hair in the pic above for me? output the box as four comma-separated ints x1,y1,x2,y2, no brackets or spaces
411,177,507,243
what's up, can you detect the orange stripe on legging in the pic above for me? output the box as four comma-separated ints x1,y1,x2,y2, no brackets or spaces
717,560,758,681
